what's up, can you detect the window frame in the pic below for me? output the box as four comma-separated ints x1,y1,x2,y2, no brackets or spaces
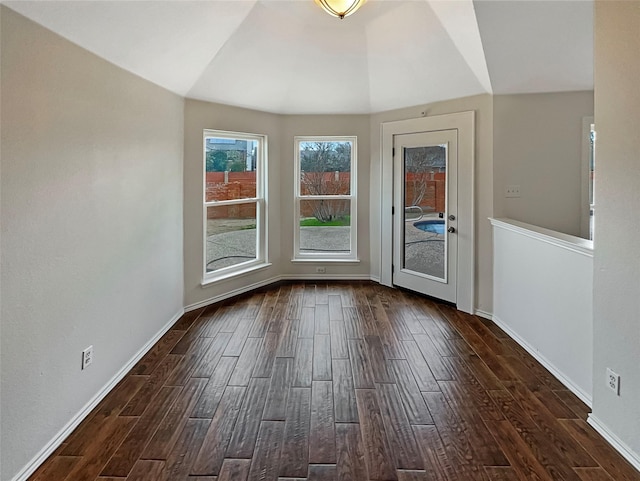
293,135,358,262
202,129,268,284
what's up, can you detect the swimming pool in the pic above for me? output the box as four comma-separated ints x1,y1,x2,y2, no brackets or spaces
413,220,445,235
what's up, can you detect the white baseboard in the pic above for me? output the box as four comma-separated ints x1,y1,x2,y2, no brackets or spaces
186,274,374,312
11,308,185,481
492,314,592,407
474,309,493,320
588,414,640,472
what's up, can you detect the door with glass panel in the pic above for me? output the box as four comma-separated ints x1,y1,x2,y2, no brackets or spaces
393,129,458,303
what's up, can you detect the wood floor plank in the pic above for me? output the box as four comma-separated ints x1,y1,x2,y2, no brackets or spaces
412,334,453,381
330,320,349,359
62,416,137,481
224,317,254,356
100,386,182,477
163,418,211,480
483,466,521,481
329,295,343,321
130,329,185,376
30,456,80,481
121,354,182,416
142,377,208,460
228,337,263,386
313,334,332,381
263,357,294,421
293,337,314,387
332,359,359,423
573,467,616,481
412,425,457,481
376,383,424,470
191,356,237,418
218,458,251,481
343,307,364,339
277,318,300,357
308,464,337,481
309,381,337,464
560,419,640,481
336,423,368,481
61,375,146,455
347,339,376,389
280,387,312,478
402,340,439,392
423,392,491,481
553,390,591,420
165,337,217,386
287,284,305,320
191,386,246,476
226,377,271,458
191,332,233,378
485,420,553,481
388,360,434,425
315,304,331,334
171,307,205,331
365,335,395,383
247,421,285,481
355,389,397,481
126,460,167,481
299,307,316,339
252,331,280,378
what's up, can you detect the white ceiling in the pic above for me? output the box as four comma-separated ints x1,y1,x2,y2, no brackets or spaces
4,0,593,114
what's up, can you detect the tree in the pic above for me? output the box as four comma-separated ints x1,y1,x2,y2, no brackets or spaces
300,141,351,222
404,145,445,208
206,150,228,172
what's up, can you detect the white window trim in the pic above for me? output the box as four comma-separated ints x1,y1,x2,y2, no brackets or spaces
293,136,358,262
202,129,268,284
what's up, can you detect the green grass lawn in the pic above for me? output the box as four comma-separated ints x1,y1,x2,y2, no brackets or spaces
300,216,350,227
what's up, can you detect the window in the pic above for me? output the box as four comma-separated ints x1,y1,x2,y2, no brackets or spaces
203,130,267,282
294,136,358,261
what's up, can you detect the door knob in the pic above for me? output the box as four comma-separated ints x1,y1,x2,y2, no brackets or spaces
447,226,456,233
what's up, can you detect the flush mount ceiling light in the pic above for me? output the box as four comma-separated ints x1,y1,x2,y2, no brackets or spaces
314,0,366,19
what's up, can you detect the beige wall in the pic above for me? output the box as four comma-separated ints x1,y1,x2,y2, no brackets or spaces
369,94,495,315
592,0,640,463
280,114,371,278
183,99,283,308
0,8,185,480
493,91,593,237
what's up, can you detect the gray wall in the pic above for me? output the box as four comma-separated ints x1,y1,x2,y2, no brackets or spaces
592,0,640,461
0,9,185,480
493,91,593,237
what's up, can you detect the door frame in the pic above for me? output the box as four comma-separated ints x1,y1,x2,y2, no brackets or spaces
380,111,475,314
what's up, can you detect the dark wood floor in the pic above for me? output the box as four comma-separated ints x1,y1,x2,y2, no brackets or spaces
29,282,640,481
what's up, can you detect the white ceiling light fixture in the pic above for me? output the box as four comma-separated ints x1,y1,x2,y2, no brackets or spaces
314,0,366,19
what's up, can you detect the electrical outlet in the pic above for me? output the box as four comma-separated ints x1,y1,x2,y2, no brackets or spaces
606,368,620,395
316,266,326,274
505,185,521,198
82,345,94,370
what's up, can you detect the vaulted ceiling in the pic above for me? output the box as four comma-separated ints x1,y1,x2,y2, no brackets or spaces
5,0,593,114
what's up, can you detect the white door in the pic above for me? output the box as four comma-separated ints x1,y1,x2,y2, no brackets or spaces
392,129,458,303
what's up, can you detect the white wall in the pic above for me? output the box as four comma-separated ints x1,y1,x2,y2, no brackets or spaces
491,218,593,403
493,91,593,237
369,95,495,315
0,9,185,480
591,1,640,468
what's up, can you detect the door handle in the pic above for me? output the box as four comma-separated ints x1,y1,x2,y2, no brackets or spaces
447,226,456,233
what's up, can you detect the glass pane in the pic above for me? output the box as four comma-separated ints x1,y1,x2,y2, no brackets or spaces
299,199,351,254
205,137,258,202
299,141,352,196
402,145,447,280
206,204,257,272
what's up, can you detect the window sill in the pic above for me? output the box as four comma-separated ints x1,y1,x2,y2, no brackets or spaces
201,262,272,287
290,258,360,264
